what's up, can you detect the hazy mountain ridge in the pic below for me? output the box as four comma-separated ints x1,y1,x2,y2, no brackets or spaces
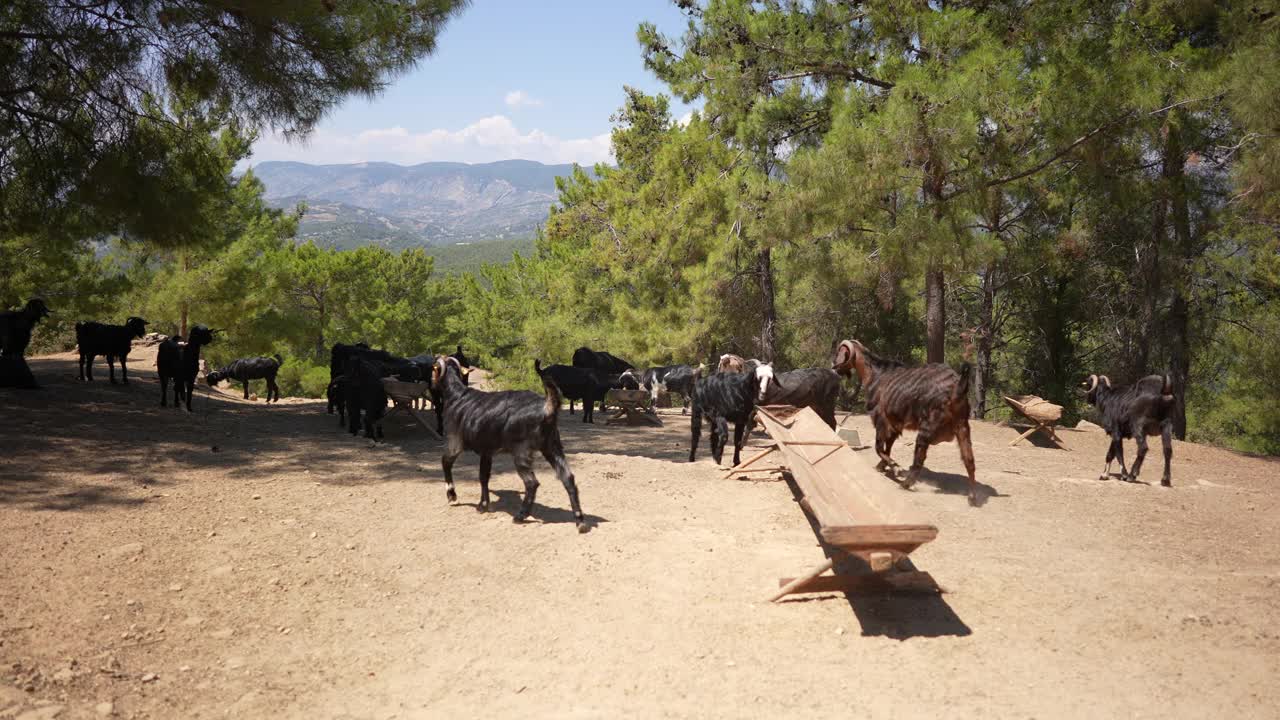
252,159,587,247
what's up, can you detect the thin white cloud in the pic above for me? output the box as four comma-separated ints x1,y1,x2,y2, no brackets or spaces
249,115,611,166
676,111,694,127
504,90,543,108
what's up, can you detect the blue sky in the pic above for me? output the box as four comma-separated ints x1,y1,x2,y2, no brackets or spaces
249,0,694,168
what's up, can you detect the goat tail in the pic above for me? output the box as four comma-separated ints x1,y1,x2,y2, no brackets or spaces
954,362,973,400
1162,373,1173,396
535,360,561,420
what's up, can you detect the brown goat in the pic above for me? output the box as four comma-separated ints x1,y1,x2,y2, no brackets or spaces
717,353,746,373
832,339,979,505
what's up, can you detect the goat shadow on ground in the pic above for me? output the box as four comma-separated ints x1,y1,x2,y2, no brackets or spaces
463,488,608,532
777,475,972,639
912,468,1006,507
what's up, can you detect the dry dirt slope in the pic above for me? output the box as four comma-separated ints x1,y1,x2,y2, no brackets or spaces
1,348,1278,719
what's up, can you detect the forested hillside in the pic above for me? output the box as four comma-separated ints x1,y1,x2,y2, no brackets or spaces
4,1,1278,453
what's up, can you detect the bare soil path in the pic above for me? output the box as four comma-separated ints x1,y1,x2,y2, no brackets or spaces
2,348,1278,719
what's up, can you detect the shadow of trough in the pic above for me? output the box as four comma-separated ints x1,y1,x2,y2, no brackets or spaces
776,473,972,639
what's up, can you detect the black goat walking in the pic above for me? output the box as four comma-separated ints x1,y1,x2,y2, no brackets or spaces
1081,373,1175,486
76,317,148,384
207,355,283,402
157,326,215,411
432,358,588,533
0,298,51,388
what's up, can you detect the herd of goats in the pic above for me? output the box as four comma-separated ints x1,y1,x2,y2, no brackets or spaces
1,297,1179,531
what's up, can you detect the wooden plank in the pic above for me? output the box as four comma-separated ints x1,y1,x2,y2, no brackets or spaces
757,406,934,531
819,524,938,549
774,571,942,596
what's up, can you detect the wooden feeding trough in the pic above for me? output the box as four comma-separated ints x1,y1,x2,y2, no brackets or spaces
726,405,941,602
378,378,442,440
1003,394,1067,450
604,388,662,427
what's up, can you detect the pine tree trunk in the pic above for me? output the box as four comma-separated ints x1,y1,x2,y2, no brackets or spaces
925,265,946,363
973,266,996,418
1164,118,1193,439
179,252,190,338
757,247,778,363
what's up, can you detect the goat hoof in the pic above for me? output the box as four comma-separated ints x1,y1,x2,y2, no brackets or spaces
446,489,457,503
576,521,589,534
1098,474,1109,482
476,503,488,513
513,513,528,524
1161,479,1172,487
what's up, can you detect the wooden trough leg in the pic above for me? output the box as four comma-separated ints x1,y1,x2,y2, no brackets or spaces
774,571,943,596
768,558,834,603
1009,423,1041,447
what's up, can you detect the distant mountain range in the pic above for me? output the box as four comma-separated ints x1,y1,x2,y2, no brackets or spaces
251,159,588,249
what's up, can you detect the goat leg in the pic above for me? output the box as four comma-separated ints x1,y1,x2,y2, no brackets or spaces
732,420,746,467
1100,438,1118,481
1161,423,1173,487
442,448,460,504
1113,437,1130,481
513,459,540,523
477,453,493,512
956,422,978,506
901,431,932,491
120,357,128,385
542,441,587,533
243,380,250,400
688,408,702,462
1129,432,1149,483
107,357,116,384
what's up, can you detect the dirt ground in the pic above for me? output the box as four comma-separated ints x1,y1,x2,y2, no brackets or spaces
2,345,1278,719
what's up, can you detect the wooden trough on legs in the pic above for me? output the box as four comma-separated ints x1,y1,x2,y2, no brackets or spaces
378,378,442,440
1003,394,1068,450
727,405,940,602
604,388,663,427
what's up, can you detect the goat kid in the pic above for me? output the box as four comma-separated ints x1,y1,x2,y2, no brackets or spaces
207,354,284,402
432,357,588,532
833,339,979,505
75,317,148,384
1081,373,1174,486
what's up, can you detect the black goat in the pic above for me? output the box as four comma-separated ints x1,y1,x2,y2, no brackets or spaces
833,339,978,505
572,346,634,374
432,357,588,533
450,344,472,368
0,298,50,388
621,363,706,414
326,342,370,421
157,326,216,411
689,365,773,466
207,355,283,402
344,354,390,439
1081,373,1175,486
75,317,148,384
538,363,619,423
759,367,842,430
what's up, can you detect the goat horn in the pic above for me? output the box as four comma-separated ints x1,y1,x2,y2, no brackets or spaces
1101,375,1111,388
1084,374,1097,392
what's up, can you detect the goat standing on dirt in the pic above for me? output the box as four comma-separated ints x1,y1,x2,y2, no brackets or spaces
833,339,978,505
157,326,215,411
432,357,588,533
0,298,51,388
689,363,773,466
207,354,284,402
76,316,148,384
1081,373,1175,486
